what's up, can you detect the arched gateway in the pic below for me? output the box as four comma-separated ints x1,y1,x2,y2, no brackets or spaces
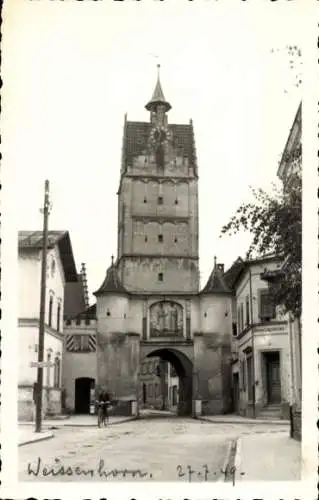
140,347,193,416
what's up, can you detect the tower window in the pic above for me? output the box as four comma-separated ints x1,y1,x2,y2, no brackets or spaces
158,234,163,243
158,272,163,282
158,196,163,205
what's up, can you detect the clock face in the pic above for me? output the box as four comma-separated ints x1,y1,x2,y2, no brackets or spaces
149,126,171,148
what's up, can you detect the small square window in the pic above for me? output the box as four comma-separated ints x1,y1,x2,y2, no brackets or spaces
158,234,163,243
158,196,163,205
158,272,163,282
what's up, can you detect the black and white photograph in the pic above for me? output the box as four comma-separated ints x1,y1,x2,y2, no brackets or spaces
1,0,317,498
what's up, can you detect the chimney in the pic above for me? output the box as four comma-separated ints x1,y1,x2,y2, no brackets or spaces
81,263,90,309
217,263,224,274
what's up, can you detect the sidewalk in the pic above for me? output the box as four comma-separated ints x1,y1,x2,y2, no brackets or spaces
234,431,301,481
199,414,289,426
19,428,54,447
19,414,137,428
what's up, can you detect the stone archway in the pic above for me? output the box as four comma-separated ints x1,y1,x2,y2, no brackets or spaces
142,348,193,417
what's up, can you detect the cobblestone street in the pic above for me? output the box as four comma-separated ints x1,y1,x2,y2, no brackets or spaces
19,417,291,482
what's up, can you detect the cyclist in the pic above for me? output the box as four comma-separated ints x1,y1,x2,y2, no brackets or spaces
96,390,110,427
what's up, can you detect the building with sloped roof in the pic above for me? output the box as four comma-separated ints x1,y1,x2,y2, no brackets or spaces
18,230,83,420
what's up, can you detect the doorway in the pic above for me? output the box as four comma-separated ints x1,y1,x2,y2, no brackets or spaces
232,373,239,414
75,377,95,414
142,383,147,405
265,351,281,403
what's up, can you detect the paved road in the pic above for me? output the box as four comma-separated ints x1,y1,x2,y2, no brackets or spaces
19,418,230,482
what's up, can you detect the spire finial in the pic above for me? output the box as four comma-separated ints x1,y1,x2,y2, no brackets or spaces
111,255,114,266
145,64,171,113
214,256,217,267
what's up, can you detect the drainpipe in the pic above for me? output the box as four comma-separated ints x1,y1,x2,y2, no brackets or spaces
249,268,256,418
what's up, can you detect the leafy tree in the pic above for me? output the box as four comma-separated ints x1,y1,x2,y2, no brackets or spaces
220,145,301,318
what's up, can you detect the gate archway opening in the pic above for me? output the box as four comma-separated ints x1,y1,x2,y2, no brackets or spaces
138,348,193,418
74,377,95,414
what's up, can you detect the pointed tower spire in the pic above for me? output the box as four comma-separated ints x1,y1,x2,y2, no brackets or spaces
145,64,171,113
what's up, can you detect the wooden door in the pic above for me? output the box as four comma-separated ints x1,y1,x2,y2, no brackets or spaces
267,353,281,403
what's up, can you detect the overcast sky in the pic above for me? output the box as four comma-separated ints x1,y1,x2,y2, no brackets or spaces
4,1,303,302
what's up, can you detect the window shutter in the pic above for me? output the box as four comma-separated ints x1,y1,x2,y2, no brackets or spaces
260,292,275,320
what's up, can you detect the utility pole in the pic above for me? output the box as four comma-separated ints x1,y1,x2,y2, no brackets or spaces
35,180,51,433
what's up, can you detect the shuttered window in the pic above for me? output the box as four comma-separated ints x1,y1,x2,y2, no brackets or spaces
260,290,275,321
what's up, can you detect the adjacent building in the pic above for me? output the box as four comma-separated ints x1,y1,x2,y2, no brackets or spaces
276,102,302,439
228,255,291,419
18,231,79,420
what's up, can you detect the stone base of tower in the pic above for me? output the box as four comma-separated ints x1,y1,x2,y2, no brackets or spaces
97,331,140,416
194,333,232,416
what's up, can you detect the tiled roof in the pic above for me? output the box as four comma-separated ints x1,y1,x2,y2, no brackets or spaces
94,264,127,296
18,230,78,282
224,257,245,290
64,276,86,319
71,303,96,320
201,264,232,295
124,121,196,169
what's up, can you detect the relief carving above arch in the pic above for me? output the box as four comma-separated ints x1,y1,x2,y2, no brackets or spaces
150,301,183,337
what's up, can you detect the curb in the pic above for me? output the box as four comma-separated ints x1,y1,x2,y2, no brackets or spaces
234,437,242,482
20,416,137,429
59,417,138,428
19,432,54,447
198,416,289,426
219,439,233,481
